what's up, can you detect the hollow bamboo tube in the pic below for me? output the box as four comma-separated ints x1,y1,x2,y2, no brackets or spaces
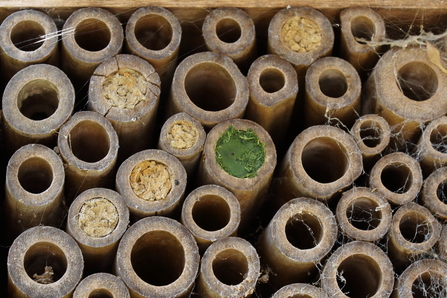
421,167,447,219
321,241,394,298
88,54,161,161
115,149,187,221
369,152,423,205
61,7,123,89
167,51,249,130
2,64,75,154
244,54,298,148
125,6,181,95
5,144,65,240
437,225,447,262
0,9,58,82
115,216,199,298
181,184,241,253
57,111,119,204
202,7,256,72
196,237,260,298
197,119,276,225
388,202,441,272
274,125,363,205
336,187,392,242
304,56,361,128
66,188,129,274
272,284,328,298
7,226,83,298
258,197,337,289
73,273,130,298
362,46,447,148
339,7,386,79
394,259,447,298
158,112,206,177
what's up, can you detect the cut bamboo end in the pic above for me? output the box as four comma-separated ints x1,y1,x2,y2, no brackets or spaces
57,111,119,204
5,144,65,239
180,184,241,253
73,273,130,298
196,237,260,298
61,7,123,88
167,51,249,130
304,56,361,127
116,149,187,221
158,112,206,177
321,241,394,298
2,64,75,153
7,226,83,298
66,188,129,274
259,197,337,289
369,152,422,205
272,283,328,298
88,54,161,160
336,187,392,242
421,167,447,219
202,7,256,71
437,225,447,262
115,216,199,298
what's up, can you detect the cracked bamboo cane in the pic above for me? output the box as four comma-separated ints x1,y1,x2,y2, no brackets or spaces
73,273,130,298
421,167,447,219
272,284,328,298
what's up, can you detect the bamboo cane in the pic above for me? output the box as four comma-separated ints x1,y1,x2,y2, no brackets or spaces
73,273,130,298
272,284,328,298
421,167,447,219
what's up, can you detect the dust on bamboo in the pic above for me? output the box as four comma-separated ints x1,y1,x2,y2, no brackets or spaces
73,272,130,298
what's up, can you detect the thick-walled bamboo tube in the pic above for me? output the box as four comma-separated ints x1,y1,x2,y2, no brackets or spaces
158,112,206,177
115,216,199,298
2,64,75,154
7,226,83,298
73,273,130,298
339,7,386,79
202,7,256,72
66,188,129,274
57,111,119,204
61,8,123,89
394,259,447,298
437,225,447,262
116,149,187,221
181,184,241,253
388,202,442,272
369,152,422,205
167,51,249,130
259,197,337,289
88,54,161,160
244,54,298,148
0,9,58,82
196,237,260,298
336,187,392,242
5,144,65,240
197,119,276,225
421,167,447,219
321,241,394,298
272,283,328,298
275,125,363,204
304,56,361,127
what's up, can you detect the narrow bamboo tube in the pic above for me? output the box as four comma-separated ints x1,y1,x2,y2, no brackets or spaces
115,216,199,298
73,273,130,298
181,184,241,253
421,167,447,219
339,7,386,79
7,226,83,298
88,54,161,161
66,188,129,274
258,197,337,289
115,149,187,221
2,64,75,154
437,225,447,262
61,7,123,89
57,111,119,204
272,284,328,298
202,7,256,72
0,9,58,82
388,202,442,272
244,54,298,148
158,112,206,177
167,51,249,130
369,152,423,205
197,118,276,225
196,237,260,298
5,144,65,240
321,241,394,298
394,259,447,298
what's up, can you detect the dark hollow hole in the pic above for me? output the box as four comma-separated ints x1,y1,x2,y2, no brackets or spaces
437,180,447,204
24,242,68,283
399,211,432,244
351,16,376,44
285,213,323,249
212,249,248,285
215,18,241,43
69,120,110,163
18,79,59,120
412,272,447,298
89,289,114,298
359,121,383,148
346,197,382,231
380,164,412,193
430,124,447,154
75,19,111,52
18,157,53,194
192,194,231,232
259,68,285,93
397,62,438,102
318,69,348,98
11,20,45,51
134,14,172,51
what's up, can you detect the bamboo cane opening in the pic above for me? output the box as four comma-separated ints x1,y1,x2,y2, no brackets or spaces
69,120,110,162
346,197,381,231
350,16,375,44
18,157,53,194
135,14,172,51
359,120,383,148
437,180,447,204
285,212,323,249
380,164,412,193
89,289,113,298
430,124,447,153
18,80,59,121
216,18,241,43
399,211,432,243
75,19,111,52
11,20,45,51
411,272,446,298
318,69,348,98
24,242,68,283
396,62,438,102
259,68,285,93
212,248,248,285
192,194,231,232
